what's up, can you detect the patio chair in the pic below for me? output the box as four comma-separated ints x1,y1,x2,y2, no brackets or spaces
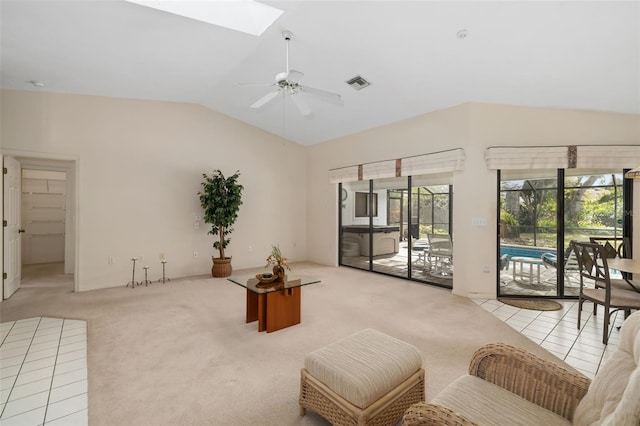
573,241,640,344
589,236,631,259
427,233,453,276
588,236,637,313
541,241,579,284
499,254,509,271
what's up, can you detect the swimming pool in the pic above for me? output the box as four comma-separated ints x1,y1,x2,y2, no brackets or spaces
500,244,554,259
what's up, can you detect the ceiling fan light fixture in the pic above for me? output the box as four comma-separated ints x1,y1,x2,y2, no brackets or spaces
346,75,371,90
239,29,343,116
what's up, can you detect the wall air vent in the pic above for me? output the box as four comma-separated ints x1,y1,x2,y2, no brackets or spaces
346,75,371,90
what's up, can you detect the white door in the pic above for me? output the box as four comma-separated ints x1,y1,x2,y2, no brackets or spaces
3,156,22,299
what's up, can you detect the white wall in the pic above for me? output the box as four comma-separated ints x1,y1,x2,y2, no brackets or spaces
1,90,308,291
306,103,640,299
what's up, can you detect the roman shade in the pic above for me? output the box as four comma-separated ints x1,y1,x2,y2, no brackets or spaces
485,146,569,170
485,145,640,170
329,149,465,183
576,145,640,169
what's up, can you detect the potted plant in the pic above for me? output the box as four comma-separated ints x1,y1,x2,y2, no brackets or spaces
265,244,291,281
199,169,244,277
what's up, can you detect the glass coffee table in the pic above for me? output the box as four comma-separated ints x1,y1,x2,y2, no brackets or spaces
227,274,320,333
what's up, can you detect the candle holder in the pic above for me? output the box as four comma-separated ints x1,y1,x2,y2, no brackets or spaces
126,257,139,289
141,265,152,287
158,260,171,284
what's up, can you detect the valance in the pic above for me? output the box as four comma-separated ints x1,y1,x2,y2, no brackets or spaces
485,147,568,170
329,149,465,183
328,166,359,184
486,145,640,170
576,145,640,169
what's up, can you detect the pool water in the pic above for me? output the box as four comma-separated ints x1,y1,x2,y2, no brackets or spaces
500,244,554,259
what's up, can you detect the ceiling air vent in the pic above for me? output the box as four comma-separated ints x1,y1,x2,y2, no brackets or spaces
346,75,371,90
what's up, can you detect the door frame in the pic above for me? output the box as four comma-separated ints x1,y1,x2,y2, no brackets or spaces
1,149,79,296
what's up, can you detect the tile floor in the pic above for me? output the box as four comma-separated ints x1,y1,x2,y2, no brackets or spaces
474,298,625,379
0,317,88,426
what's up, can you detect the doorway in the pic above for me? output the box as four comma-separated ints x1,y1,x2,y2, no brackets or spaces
2,154,77,299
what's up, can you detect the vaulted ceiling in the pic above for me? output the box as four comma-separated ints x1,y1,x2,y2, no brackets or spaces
2,1,638,146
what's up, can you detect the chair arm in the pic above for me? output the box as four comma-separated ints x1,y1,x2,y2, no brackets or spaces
469,343,591,421
401,402,477,426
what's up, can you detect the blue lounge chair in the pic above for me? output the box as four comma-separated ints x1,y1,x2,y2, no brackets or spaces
541,241,579,284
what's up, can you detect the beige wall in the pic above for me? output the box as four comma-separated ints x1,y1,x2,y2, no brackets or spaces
306,103,640,298
2,90,639,297
1,90,307,291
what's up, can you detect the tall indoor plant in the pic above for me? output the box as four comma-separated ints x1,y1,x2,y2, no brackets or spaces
199,169,244,277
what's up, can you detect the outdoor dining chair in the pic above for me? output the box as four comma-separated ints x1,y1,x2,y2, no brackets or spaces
572,241,640,344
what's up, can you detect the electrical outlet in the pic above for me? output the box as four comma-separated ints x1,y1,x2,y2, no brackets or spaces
159,253,165,261
194,222,199,229
139,255,144,261
482,265,490,273
193,251,198,258
108,256,114,265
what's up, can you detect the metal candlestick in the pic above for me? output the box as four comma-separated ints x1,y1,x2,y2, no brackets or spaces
158,260,170,284
126,257,139,288
141,265,152,287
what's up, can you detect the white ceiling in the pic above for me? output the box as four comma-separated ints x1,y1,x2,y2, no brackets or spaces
2,1,639,146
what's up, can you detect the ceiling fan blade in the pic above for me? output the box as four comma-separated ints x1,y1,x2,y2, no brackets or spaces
290,93,312,117
235,82,274,87
250,90,280,109
287,69,304,82
300,85,343,106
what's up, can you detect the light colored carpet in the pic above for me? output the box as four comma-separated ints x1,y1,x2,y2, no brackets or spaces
0,262,574,425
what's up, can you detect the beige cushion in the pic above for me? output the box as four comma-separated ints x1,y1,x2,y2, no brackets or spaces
432,375,571,425
574,311,640,425
304,329,422,408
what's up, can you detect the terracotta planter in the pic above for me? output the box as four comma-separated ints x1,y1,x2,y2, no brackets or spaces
211,257,232,277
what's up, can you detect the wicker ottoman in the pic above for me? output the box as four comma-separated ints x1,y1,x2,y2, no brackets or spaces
299,329,425,426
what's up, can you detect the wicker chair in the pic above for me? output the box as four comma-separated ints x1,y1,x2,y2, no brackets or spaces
402,343,589,425
402,311,640,425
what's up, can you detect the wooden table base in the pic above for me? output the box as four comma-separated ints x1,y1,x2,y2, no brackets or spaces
246,287,301,332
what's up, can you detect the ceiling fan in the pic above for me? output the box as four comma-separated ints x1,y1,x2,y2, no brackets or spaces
237,30,343,117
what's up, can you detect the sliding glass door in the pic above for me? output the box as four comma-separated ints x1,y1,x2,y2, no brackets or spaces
340,180,371,272
563,170,625,295
339,173,453,288
499,170,559,297
371,177,408,277
498,168,628,297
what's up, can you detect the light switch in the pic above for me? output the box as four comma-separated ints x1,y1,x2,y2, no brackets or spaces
472,218,487,226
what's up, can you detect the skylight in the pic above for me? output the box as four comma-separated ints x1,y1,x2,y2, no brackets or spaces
125,0,284,36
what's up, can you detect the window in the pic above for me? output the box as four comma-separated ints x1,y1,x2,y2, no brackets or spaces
355,192,378,217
